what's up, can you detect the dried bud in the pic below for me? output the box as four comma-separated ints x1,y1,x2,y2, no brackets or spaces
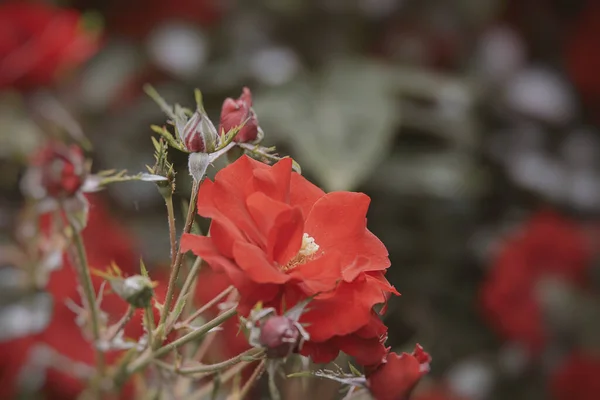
23,143,86,199
219,87,259,143
110,275,155,309
259,315,301,358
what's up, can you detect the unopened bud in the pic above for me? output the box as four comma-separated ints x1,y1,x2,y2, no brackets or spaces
219,87,259,143
179,110,218,153
110,275,155,308
259,315,300,358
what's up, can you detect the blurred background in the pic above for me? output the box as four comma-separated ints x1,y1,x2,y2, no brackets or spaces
2,0,600,399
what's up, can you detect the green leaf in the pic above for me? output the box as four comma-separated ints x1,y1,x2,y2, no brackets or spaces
144,84,177,120
253,57,400,191
348,362,362,377
140,259,149,278
150,125,186,152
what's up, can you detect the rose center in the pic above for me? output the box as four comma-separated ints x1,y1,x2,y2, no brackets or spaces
281,233,319,271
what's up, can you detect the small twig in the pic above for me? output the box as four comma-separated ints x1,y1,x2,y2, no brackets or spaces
184,359,259,400
165,195,177,267
106,306,135,342
159,179,200,330
145,304,157,350
229,360,266,400
192,290,239,362
153,347,264,376
176,285,235,329
126,306,237,375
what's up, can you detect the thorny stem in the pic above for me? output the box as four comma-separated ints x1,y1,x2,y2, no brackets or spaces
229,360,266,400
67,220,106,389
145,305,156,350
165,194,177,268
159,179,200,330
176,285,235,329
126,306,237,375
169,254,203,331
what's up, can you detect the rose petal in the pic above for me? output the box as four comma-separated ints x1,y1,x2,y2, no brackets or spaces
232,241,290,284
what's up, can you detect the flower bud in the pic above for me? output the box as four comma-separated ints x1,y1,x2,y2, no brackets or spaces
219,87,259,143
110,275,155,309
179,109,218,153
23,143,86,199
259,315,300,358
367,345,431,400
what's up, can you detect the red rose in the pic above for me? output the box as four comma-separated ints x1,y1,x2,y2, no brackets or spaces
480,210,590,354
27,143,87,199
181,155,397,365
219,87,259,143
367,345,431,400
0,2,99,91
551,351,600,400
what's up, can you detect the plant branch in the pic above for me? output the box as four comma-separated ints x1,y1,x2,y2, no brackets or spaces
126,306,237,375
165,194,177,267
154,347,264,376
184,359,259,400
229,360,266,400
66,218,106,389
106,306,135,342
145,305,157,350
176,285,234,329
159,178,200,330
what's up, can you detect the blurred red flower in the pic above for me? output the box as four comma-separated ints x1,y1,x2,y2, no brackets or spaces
480,210,590,354
550,351,600,400
564,2,600,118
181,155,397,365
28,143,87,199
0,195,166,399
219,87,259,143
0,2,99,91
367,344,431,400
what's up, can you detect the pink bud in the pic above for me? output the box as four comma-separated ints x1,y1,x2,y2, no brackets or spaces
181,110,218,153
259,315,300,358
219,87,259,143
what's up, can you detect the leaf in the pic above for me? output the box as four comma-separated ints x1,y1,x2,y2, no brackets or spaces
348,362,362,377
144,84,176,120
253,57,400,191
150,125,185,152
139,173,168,182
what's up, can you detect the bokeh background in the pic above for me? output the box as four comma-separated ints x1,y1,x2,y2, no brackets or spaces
2,0,600,399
